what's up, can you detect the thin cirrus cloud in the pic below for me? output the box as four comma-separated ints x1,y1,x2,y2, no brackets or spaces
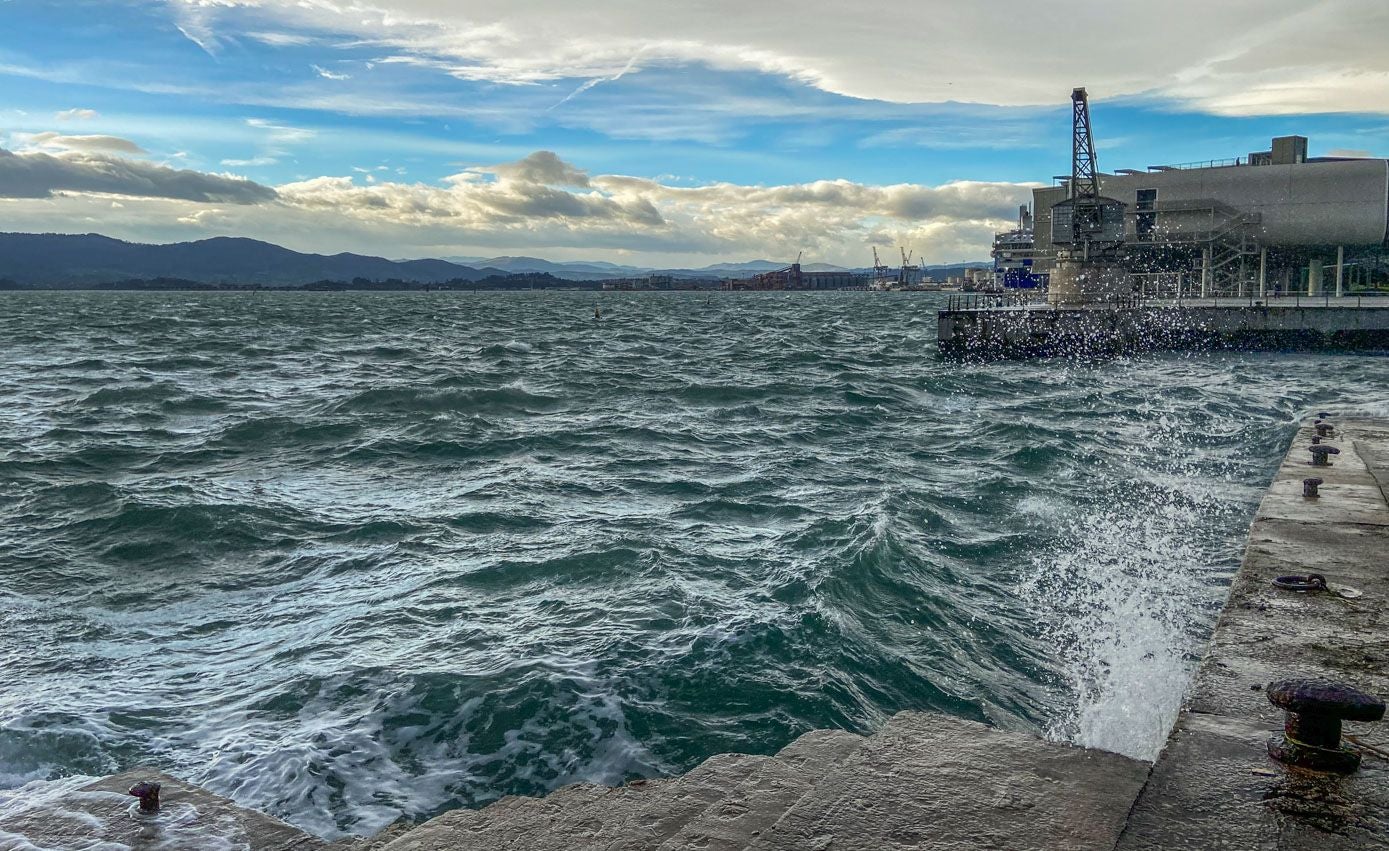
165,0,1389,115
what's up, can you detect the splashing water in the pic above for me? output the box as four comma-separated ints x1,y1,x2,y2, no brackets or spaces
1019,403,1268,759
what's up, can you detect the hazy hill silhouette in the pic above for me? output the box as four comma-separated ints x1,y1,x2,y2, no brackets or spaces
0,233,501,286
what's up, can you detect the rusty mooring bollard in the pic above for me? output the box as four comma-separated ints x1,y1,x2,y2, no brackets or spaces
1303,477,1323,498
1272,573,1327,592
1309,445,1340,467
128,781,161,814
1316,423,1334,438
1312,435,1322,445
1267,679,1386,773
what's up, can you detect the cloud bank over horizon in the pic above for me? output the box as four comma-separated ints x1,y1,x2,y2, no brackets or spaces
0,146,1034,265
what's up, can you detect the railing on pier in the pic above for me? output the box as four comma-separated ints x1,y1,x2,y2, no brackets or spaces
944,289,1386,312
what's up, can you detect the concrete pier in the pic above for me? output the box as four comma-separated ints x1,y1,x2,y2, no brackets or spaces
938,298,1389,359
377,717,1147,851
1116,417,1389,849
7,421,1386,849
0,768,331,850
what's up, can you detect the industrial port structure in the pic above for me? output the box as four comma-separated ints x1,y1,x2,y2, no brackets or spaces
994,92,1389,300
949,87,1389,357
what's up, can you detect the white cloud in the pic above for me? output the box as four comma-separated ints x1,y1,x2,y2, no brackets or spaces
165,0,1389,115
222,156,279,167
245,118,315,144
55,108,99,121
246,31,316,46
0,146,277,203
178,208,228,225
311,64,351,81
19,132,147,155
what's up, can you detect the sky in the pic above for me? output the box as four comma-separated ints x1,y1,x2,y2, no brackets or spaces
0,0,1387,267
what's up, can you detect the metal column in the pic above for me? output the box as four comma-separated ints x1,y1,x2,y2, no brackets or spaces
1258,248,1267,298
1201,247,1211,298
1335,246,1344,298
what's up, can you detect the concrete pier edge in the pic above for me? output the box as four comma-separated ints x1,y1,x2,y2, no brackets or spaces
3,419,1385,848
937,300,1389,359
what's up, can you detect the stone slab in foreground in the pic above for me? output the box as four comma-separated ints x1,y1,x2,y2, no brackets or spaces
381,714,1149,851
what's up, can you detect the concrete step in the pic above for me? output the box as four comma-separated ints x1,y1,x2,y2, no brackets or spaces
493,777,674,851
655,730,867,851
380,782,611,851
378,752,771,851
747,711,1150,851
602,752,774,851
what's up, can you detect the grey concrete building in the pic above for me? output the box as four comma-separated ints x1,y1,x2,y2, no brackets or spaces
1030,138,1389,297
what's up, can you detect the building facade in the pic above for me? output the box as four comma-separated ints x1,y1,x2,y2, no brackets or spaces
1030,138,1389,297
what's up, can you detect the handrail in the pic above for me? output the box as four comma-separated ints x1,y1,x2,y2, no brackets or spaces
944,289,1385,312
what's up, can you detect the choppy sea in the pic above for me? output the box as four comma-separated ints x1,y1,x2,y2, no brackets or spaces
1,290,1385,843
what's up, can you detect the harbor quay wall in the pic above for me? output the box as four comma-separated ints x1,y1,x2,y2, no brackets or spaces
938,302,1389,359
5,421,1387,849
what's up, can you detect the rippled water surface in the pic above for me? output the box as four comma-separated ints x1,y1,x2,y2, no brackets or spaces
1,290,1386,841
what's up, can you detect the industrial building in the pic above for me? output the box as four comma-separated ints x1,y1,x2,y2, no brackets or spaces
720,263,867,290
1019,133,1389,298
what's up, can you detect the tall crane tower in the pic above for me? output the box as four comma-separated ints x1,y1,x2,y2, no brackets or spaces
1050,87,1125,260
1070,87,1102,245
1047,87,1130,304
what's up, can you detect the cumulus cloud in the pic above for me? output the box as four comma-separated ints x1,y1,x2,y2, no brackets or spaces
0,147,1029,262
260,151,1030,261
165,0,1389,115
277,150,661,227
0,147,278,203
474,151,592,187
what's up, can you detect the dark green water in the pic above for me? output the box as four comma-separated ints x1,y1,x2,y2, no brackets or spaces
0,291,1384,840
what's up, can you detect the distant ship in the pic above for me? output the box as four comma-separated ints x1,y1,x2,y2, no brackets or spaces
991,205,1046,290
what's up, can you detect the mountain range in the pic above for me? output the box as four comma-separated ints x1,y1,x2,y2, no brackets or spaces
0,233,505,287
441,255,856,281
0,232,986,287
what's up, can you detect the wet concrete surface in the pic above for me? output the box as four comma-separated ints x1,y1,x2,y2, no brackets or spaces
376,714,1149,851
1115,418,1389,849
0,768,326,850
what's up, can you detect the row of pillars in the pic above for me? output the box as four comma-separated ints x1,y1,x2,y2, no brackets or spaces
1200,246,1352,298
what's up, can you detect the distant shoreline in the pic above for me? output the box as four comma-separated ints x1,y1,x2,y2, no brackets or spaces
0,275,720,293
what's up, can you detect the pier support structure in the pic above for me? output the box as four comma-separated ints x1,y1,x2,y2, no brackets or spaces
1258,248,1268,299
1336,245,1345,297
